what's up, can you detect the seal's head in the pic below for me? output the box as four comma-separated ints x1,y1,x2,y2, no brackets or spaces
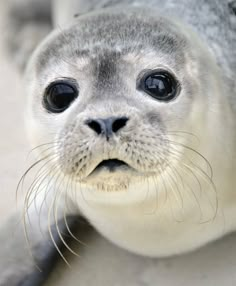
25,7,222,200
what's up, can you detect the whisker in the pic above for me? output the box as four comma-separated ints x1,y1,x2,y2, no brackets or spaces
166,131,200,145
23,163,61,240
47,169,71,267
25,154,60,213
17,143,61,269
188,162,218,222
16,155,55,203
165,168,185,222
143,176,156,215
21,155,60,250
63,174,87,246
38,164,62,241
148,176,159,215
54,174,81,257
168,148,203,197
167,157,204,222
166,145,218,222
26,142,60,161
166,140,213,180
22,201,42,272
22,155,61,230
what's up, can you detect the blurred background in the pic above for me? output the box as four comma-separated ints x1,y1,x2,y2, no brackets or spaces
0,1,27,220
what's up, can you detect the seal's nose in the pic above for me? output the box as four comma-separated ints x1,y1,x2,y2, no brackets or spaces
86,117,129,139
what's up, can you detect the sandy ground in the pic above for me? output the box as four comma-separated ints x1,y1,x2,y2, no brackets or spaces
0,2,236,286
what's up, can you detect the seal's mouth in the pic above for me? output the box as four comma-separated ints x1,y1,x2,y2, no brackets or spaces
85,159,136,180
93,159,129,173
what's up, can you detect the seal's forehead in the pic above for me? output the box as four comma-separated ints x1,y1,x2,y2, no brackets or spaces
35,8,188,74
70,10,187,52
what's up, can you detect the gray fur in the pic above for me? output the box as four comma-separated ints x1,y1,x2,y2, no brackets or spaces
6,0,236,82
2,0,236,285
0,206,83,285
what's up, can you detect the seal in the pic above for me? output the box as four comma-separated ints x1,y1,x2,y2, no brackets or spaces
1,0,236,284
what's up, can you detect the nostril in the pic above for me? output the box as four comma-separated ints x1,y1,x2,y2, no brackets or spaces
87,120,102,134
86,116,129,137
112,117,129,133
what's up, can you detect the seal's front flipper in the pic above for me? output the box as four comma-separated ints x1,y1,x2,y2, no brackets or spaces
0,213,85,286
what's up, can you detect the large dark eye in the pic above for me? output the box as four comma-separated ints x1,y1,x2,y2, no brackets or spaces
44,80,79,113
138,70,180,102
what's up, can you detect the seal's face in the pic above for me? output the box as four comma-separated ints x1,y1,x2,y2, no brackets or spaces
25,8,218,194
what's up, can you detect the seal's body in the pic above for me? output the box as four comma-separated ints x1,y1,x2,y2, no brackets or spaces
1,0,236,284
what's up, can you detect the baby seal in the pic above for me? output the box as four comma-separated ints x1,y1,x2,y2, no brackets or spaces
25,2,236,256
1,0,236,284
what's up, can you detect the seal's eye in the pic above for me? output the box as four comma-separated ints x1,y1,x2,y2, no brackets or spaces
44,80,78,113
138,70,179,102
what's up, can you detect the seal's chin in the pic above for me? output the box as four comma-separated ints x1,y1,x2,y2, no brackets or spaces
88,159,131,177
80,159,138,191
80,158,156,191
